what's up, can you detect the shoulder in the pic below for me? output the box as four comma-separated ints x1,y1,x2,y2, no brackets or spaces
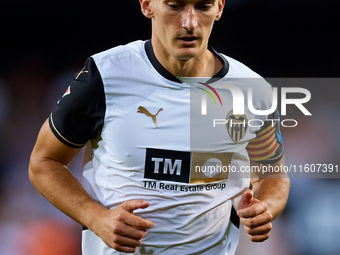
220,54,262,79
89,40,149,81
219,53,272,91
218,53,274,107
91,40,147,66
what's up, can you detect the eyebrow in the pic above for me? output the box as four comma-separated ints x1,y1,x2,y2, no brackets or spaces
175,0,216,3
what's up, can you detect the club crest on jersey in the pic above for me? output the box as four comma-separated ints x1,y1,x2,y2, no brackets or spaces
226,110,248,143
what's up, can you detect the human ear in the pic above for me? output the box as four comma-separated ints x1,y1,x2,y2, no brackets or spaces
215,0,225,21
140,0,154,19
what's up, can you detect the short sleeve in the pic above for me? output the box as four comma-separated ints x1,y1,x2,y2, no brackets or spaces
246,110,284,164
49,57,106,148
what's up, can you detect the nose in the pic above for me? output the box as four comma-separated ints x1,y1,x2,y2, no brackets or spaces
182,7,198,31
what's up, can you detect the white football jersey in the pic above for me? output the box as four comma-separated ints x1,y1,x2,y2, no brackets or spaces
49,40,283,255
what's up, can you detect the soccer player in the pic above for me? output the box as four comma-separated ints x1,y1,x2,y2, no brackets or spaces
29,0,290,254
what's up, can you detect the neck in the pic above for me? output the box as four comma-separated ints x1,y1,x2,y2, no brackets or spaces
151,39,223,78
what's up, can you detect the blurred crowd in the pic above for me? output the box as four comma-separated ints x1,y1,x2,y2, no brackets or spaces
0,58,83,255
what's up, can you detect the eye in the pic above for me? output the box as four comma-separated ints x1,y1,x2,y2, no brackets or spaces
167,2,184,10
196,3,213,11
168,4,180,10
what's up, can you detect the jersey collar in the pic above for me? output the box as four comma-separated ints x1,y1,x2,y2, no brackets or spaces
144,40,229,84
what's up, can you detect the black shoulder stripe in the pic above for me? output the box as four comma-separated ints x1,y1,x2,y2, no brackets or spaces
49,113,86,148
49,57,106,147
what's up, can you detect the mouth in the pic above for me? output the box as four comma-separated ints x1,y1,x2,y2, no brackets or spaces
178,36,198,41
177,36,199,46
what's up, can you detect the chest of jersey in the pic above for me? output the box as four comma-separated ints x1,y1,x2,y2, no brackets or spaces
96,75,262,186
89,42,272,191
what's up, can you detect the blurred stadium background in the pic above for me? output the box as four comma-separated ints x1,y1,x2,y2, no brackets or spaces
0,0,339,254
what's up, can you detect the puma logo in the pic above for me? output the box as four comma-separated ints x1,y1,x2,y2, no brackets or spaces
137,106,163,128
75,66,89,80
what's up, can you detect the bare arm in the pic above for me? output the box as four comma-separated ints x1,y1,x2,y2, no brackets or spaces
29,119,154,253
237,156,290,242
250,156,290,219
